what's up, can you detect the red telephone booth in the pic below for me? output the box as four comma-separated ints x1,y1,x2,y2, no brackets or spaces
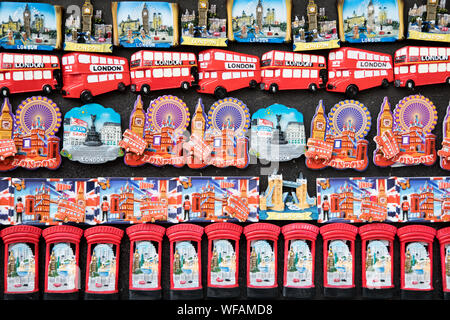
320,223,358,298
359,223,397,299
84,226,124,300
205,223,243,298
244,223,281,299
1,225,41,300
42,225,83,300
282,223,319,299
166,224,204,300
436,227,450,300
127,224,165,300
397,225,436,299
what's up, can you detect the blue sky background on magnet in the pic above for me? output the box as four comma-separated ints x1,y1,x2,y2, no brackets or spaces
0,2,57,29
64,104,120,129
231,0,287,22
116,1,173,27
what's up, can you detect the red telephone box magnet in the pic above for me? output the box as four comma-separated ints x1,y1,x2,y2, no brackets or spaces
282,223,319,299
42,225,83,300
166,224,204,300
1,225,41,300
244,223,281,299
397,225,436,300
436,227,450,300
359,223,397,299
320,223,358,298
127,224,165,300
205,223,243,298
84,226,124,300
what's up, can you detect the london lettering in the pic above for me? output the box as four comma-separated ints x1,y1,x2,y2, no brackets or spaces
357,61,389,69
420,55,449,61
285,61,313,67
225,62,256,70
154,60,182,66
14,62,45,68
90,65,124,72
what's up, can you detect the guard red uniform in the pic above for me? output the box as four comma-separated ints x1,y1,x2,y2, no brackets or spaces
401,200,409,221
15,202,24,223
322,200,330,221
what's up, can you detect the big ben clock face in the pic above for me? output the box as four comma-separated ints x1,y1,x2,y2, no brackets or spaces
383,119,391,127
2,121,11,129
135,117,143,126
200,2,207,8
195,121,203,129
309,7,316,13
316,122,324,130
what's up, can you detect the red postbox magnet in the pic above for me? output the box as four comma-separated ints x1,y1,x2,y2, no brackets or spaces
437,226,450,300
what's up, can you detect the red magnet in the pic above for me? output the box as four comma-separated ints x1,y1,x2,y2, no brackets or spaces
281,223,319,299
244,223,281,299
359,223,397,299
127,224,165,300
397,225,436,300
320,223,358,298
1,225,41,300
42,225,83,300
205,223,243,298
436,227,450,300
84,226,124,300
166,224,204,300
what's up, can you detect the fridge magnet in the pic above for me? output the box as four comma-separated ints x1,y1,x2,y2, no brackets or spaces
250,104,306,162
439,101,450,170
397,225,436,299
130,50,198,95
96,177,181,224
359,223,397,299
181,0,228,46
61,52,130,103
317,177,397,223
437,226,450,300
0,99,17,163
84,226,124,300
320,223,357,298
259,171,318,221
205,223,243,298
42,225,83,300
12,178,97,225
337,0,404,43
227,0,292,43
166,224,204,300
64,0,113,52
244,223,281,299
281,223,319,299
305,99,371,171
1,225,41,300
0,177,13,224
180,176,259,222
127,224,165,300
373,95,437,168
407,0,450,42
61,104,122,165
112,1,179,48
0,2,63,51
292,0,339,51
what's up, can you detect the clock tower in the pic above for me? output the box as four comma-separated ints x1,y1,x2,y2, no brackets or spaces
379,97,393,136
427,0,438,22
191,99,205,138
23,4,31,37
198,0,209,28
307,0,318,31
0,99,13,140
76,181,86,209
312,100,327,140
82,0,94,33
142,3,149,34
256,0,263,31
130,96,146,138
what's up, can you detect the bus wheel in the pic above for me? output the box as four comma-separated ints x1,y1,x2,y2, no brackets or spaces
309,83,318,92
1,87,9,97
80,90,93,103
117,82,126,92
42,85,52,95
345,85,359,98
181,81,190,91
141,84,150,95
269,83,278,94
381,79,389,88
406,80,415,90
214,86,227,99
249,80,258,88
446,77,450,85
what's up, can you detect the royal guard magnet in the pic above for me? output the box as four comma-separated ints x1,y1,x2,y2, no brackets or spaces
42,225,83,300
1,225,41,300
166,224,204,300
359,224,397,299
244,223,280,299
84,226,123,300
282,223,319,299
397,225,436,299
305,99,371,171
437,226,450,300
127,224,165,300
439,101,450,170
320,223,357,298
205,223,242,298
407,1,450,43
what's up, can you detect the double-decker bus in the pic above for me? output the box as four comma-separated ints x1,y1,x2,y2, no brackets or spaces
197,49,261,98
130,50,197,94
326,48,393,98
260,50,327,93
0,53,61,97
119,129,147,156
61,53,130,103
394,46,450,90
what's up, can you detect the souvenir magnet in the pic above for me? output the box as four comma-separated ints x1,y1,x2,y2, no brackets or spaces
166,224,204,300
320,223,357,298
42,225,83,300
407,1,450,43
1,225,41,300
127,224,165,300
0,177,13,224
244,223,281,299
437,226,450,300
439,101,450,170
281,223,319,299
397,225,436,299
205,223,243,298
359,223,397,299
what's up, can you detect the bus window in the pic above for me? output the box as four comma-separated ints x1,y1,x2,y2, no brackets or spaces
24,71,33,80
100,57,106,64
438,63,446,72
420,47,429,56
430,48,438,56
347,50,358,59
204,72,210,79
182,68,189,76
44,70,52,79
181,53,188,61
285,52,293,61
43,56,51,64
303,55,310,63
114,59,119,65
319,56,325,64
359,52,366,59
283,69,292,78
173,52,180,61
233,72,240,79
275,70,280,77
249,71,254,77
14,55,23,64
5,73,10,80
107,58,113,64
13,71,23,81
199,72,203,80
429,64,437,73
266,70,274,77
365,70,373,77
3,54,13,63
34,55,42,64
153,69,163,78
189,54,195,61
211,72,217,78
145,70,151,77
335,51,343,60
294,54,302,62
240,56,247,62
87,75,98,83
410,47,419,56
198,54,204,62
329,71,335,79
241,71,247,78
135,71,144,78
215,52,225,60
204,53,211,61
400,66,408,74
144,51,153,60
410,65,416,73
51,56,58,64
336,71,341,77
374,70,380,77
173,68,180,77
418,64,428,73
355,70,364,79
343,71,350,77
0,74,3,81
329,52,335,60
78,54,90,64
448,63,450,71
222,72,231,80
164,52,171,61
108,74,115,80
302,69,310,78
234,55,240,61
163,68,172,77
311,55,318,63
293,69,301,78
367,53,373,60
374,54,380,61
311,70,318,78
99,74,108,82
381,70,387,76
68,55,75,64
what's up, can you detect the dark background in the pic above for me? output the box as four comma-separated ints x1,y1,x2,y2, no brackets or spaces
0,0,449,301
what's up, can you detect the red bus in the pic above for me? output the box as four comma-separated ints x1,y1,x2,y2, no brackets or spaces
61,53,130,103
260,50,327,93
197,49,261,98
130,50,197,94
0,53,61,97
119,129,147,155
0,139,16,160
326,48,393,98
394,46,450,90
